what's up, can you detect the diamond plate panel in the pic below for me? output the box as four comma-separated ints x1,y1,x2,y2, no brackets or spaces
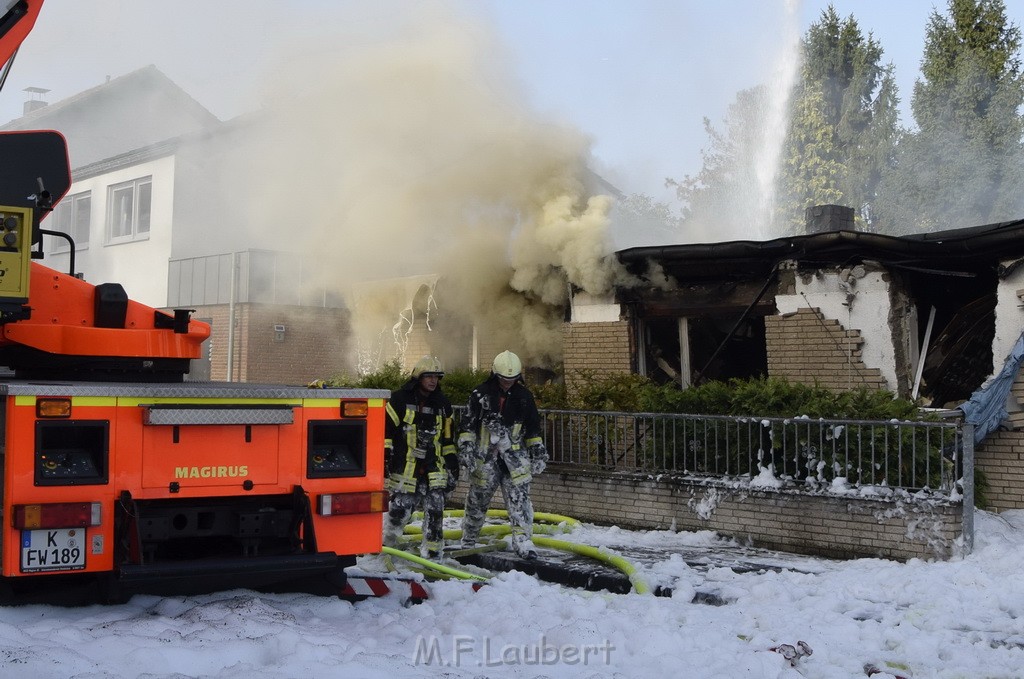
143,406,295,426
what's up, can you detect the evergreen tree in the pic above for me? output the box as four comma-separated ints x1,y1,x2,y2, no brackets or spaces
671,6,901,239
877,0,1024,232
777,6,901,233
856,63,902,228
775,81,845,232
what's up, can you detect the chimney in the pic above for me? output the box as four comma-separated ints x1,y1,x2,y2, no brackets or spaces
22,86,50,116
805,204,855,234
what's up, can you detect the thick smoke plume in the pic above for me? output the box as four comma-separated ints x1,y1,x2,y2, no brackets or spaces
234,3,630,370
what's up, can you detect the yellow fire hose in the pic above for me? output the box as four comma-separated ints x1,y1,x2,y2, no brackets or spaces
387,509,651,595
380,546,489,582
530,536,651,595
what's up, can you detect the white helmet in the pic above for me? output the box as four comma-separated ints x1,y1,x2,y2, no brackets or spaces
491,350,522,379
411,356,444,379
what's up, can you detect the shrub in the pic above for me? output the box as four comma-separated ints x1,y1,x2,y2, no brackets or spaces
550,374,922,421
329,360,406,391
343,364,923,420
439,367,491,407
329,361,488,405
566,371,652,412
531,380,569,410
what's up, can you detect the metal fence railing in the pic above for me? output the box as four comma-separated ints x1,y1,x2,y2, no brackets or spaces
454,407,974,551
541,410,968,493
452,407,967,495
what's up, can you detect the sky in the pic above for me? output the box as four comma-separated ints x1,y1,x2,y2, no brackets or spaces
4,0,1017,212
2,509,1024,678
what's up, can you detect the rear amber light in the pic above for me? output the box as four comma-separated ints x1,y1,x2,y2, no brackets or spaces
317,491,389,516
342,401,368,417
12,502,101,529
36,398,72,418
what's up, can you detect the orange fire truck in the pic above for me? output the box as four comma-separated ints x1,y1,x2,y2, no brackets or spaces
0,1,392,603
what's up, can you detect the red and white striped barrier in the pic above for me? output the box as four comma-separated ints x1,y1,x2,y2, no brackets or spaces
342,576,431,601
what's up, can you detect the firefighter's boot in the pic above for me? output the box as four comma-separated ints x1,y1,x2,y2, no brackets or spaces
382,520,404,549
421,539,443,560
510,533,538,560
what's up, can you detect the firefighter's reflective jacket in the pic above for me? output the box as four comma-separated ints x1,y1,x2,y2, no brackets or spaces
458,375,543,462
384,379,457,492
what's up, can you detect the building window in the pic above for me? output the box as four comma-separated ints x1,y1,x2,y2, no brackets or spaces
50,191,91,252
106,176,152,244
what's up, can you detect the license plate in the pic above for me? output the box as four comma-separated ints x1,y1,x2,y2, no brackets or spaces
21,528,86,572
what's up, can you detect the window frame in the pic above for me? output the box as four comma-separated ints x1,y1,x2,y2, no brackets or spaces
49,190,92,252
105,176,152,245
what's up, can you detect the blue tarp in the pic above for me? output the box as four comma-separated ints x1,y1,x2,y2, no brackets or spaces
959,330,1024,445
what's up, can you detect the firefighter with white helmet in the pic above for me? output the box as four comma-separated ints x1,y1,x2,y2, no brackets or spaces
382,355,458,558
458,350,548,559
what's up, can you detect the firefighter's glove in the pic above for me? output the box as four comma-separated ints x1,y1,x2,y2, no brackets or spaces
307,379,327,389
458,440,477,469
411,428,435,459
484,414,505,437
416,428,436,449
529,443,548,475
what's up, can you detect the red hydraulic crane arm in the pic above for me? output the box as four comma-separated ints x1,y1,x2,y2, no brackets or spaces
0,263,211,359
0,1,43,73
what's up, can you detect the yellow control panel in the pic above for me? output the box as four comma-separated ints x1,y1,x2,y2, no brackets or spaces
0,205,33,300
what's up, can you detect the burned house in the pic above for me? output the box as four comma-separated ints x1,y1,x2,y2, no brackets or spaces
564,206,1024,512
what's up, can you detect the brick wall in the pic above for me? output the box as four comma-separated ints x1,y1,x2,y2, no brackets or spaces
1009,369,1024,430
189,303,352,384
972,351,1024,512
475,334,514,374
244,305,352,384
976,430,1024,511
187,305,231,381
402,315,434,372
562,321,632,391
452,469,963,561
766,307,888,391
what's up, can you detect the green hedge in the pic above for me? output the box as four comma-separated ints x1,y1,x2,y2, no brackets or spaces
332,366,920,420
554,373,921,420
327,361,489,407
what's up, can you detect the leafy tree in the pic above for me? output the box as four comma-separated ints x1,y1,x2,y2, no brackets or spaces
668,85,778,240
876,0,1024,232
611,193,683,246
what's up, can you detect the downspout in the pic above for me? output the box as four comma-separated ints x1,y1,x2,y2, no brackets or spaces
471,325,478,370
227,251,239,381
